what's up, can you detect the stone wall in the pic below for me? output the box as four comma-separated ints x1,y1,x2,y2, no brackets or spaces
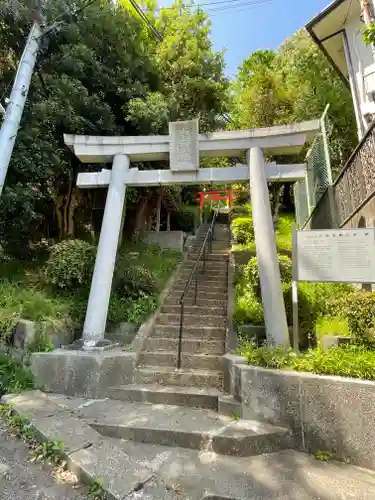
142,231,184,252
223,354,375,470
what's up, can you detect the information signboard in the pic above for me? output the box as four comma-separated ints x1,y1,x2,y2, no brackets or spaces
291,227,375,352
294,228,375,283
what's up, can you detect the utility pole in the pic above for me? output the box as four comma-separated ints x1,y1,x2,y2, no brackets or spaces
0,21,42,196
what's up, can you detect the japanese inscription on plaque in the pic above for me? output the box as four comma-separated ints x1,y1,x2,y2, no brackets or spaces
169,120,199,171
295,228,375,283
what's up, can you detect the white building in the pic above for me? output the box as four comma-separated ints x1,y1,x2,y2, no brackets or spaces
307,0,375,139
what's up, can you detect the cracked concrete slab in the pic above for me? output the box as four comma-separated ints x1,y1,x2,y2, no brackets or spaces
4,391,375,499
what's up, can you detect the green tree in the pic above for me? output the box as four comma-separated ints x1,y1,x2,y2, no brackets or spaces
0,0,160,252
230,31,356,169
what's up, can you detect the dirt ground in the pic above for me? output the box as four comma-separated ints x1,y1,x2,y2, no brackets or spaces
0,421,88,500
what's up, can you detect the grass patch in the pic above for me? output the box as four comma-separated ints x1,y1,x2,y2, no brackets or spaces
316,316,350,342
238,342,375,381
0,241,181,342
0,353,34,396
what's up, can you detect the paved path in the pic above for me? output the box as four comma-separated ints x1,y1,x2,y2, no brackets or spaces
0,421,86,500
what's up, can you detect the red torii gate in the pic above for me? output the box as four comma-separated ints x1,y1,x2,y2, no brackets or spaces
196,189,239,217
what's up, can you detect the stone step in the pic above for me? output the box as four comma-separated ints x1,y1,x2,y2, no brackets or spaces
218,394,242,418
179,264,228,273
170,289,227,301
107,384,221,410
177,273,227,283
172,282,227,293
143,337,225,354
161,305,225,317
134,366,223,389
156,313,226,328
180,263,227,273
186,254,228,262
139,351,222,370
86,399,290,457
163,296,227,308
151,325,225,340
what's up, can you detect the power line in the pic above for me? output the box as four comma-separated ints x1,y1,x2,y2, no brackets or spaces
206,0,270,12
46,0,100,27
152,0,269,12
128,0,163,41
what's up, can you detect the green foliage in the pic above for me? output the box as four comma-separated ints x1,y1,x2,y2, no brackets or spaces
26,328,54,354
154,3,229,131
30,440,64,465
87,477,105,500
44,240,96,290
232,217,254,245
344,292,375,347
113,265,156,298
0,281,74,340
238,341,297,369
230,31,356,169
233,286,264,327
362,23,375,47
239,342,375,381
244,254,292,299
176,205,200,233
314,450,332,462
315,316,350,343
0,354,34,396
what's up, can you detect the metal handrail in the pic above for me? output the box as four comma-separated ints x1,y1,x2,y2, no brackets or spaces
177,209,219,369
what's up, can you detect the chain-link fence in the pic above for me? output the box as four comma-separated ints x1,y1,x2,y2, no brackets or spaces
294,105,333,227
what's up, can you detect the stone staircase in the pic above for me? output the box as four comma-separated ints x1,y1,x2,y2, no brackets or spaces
133,220,229,390
105,214,292,458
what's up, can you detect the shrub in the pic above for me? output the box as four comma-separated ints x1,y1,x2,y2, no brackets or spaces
0,353,34,396
176,205,200,232
233,287,264,326
283,283,317,349
108,293,157,325
239,342,375,381
232,216,254,245
344,292,375,347
44,240,96,290
230,204,252,219
238,341,297,369
244,254,292,299
113,265,157,298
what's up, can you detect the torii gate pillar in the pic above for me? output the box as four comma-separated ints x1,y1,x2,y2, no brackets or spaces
247,148,289,346
83,153,129,346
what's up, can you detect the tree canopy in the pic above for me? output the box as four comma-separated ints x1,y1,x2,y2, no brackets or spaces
230,30,357,168
0,3,358,254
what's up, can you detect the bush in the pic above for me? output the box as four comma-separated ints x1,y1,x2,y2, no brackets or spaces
44,240,96,290
282,283,316,349
233,286,264,326
113,265,157,298
0,353,34,396
344,292,375,347
175,205,200,232
230,204,252,219
244,254,292,299
232,216,254,245
239,342,375,380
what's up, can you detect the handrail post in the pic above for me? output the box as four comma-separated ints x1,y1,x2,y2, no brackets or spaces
178,301,184,369
194,272,198,305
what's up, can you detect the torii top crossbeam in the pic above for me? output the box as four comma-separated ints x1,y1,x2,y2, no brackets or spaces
64,119,319,163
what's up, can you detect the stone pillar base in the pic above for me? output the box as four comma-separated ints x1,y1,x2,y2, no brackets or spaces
30,348,136,399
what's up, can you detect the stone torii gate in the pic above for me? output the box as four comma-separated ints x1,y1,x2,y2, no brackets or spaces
64,119,320,349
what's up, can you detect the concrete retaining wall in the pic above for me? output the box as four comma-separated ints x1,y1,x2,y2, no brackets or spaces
142,231,183,251
31,349,136,399
223,354,375,470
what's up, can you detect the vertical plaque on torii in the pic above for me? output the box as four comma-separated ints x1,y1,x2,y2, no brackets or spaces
169,119,199,171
